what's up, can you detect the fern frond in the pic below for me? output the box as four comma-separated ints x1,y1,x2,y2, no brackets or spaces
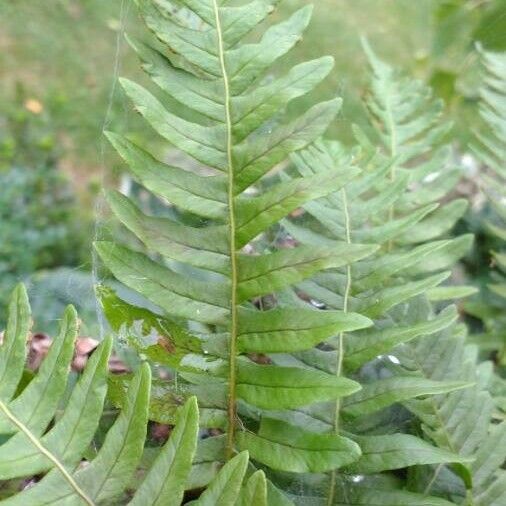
472,46,506,363
0,284,252,506
474,47,506,181
272,44,473,505
97,0,375,477
392,300,506,505
395,47,506,505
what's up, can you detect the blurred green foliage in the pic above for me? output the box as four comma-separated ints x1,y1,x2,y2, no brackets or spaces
0,86,91,327
0,0,143,178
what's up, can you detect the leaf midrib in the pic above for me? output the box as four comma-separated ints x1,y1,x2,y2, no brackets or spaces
327,187,352,506
211,0,239,462
0,398,94,506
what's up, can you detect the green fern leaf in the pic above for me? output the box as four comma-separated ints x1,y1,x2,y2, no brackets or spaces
345,433,473,474
190,451,249,505
393,302,506,504
273,42,473,505
342,377,473,417
330,487,457,506
97,0,373,475
129,397,199,506
0,284,31,401
238,470,268,506
236,418,361,473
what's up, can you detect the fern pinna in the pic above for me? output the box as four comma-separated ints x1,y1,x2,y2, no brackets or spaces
393,300,506,506
96,0,374,486
0,284,264,505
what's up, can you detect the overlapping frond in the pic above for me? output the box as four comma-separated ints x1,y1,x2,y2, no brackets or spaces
390,296,506,505
264,44,474,504
471,47,506,364
270,146,470,503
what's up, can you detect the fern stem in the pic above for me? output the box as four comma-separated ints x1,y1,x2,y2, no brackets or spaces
327,188,352,506
0,399,95,505
212,0,238,461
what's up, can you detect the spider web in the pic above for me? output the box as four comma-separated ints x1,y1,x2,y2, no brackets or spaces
92,0,133,340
